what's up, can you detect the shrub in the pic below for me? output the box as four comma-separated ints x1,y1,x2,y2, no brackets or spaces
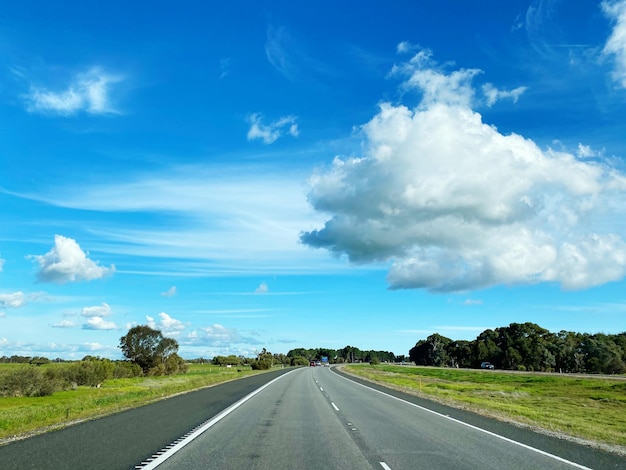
291,356,310,366
112,361,143,378
63,359,115,387
164,353,188,375
250,359,272,370
0,366,63,397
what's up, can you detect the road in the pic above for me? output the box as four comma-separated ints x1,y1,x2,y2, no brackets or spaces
141,367,625,470
0,366,623,469
0,368,294,470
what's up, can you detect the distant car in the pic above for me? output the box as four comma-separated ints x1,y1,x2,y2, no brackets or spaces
481,362,495,369
310,361,316,367
315,361,321,367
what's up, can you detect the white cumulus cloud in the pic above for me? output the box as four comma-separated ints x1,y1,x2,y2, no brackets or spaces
26,67,123,115
0,291,27,309
82,317,117,330
147,312,185,336
31,235,115,284
247,113,299,144
301,50,626,292
482,83,528,107
81,302,111,317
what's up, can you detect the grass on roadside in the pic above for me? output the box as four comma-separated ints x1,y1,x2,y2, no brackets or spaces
0,364,267,443
344,364,626,450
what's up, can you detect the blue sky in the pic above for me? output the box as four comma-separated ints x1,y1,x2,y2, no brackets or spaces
1,0,626,360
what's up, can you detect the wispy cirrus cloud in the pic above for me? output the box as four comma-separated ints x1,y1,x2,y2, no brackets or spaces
184,323,261,348
264,25,334,82
265,26,298,80
254,282,269,294
602,0,626,88
51,320,77,329
161,286,177,297
0,291,48,309
7,165,343,276
25,67,124,115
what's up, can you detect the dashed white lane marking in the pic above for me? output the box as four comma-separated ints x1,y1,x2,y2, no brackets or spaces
334,372,593,470
380,463,392,470
331,402,340,411
320,387,324,391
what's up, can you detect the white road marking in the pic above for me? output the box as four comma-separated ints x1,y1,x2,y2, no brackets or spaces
380,463,392,470
334,372,593,470
320,387,324,391
331,402,340,411
137,369,299,469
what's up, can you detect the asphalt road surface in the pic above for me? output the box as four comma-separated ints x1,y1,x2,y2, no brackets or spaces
0,366,623,469
0,368,293,470
142,367,624,470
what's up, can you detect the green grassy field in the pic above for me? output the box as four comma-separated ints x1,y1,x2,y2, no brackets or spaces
0,364,266,443
344,364,626,452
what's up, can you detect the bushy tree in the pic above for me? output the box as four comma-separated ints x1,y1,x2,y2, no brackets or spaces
250,348,273,370
119,325,182,374
410,334,451,366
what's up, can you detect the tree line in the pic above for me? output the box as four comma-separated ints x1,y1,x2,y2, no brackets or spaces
286,346,399,365
409,322,626,374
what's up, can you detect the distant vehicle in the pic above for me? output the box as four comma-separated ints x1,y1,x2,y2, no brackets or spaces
481,362,495,369
315,361,321,367
310,361,316,367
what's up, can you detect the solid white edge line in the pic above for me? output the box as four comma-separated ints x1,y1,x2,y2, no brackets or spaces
379,462,392,470
140,368,299,469
334,371,593,470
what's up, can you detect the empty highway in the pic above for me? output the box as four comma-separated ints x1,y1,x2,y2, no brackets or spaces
140,367,624,470
1,366,623,469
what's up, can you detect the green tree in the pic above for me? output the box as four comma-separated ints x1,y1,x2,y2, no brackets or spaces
291,356,310,366
471,329,502,367
445,340,472,368
409,334,451,366
251,348,274,370
119,325,180,374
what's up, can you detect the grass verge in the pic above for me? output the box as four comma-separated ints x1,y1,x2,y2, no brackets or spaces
343,364,626,455
0,364,270,444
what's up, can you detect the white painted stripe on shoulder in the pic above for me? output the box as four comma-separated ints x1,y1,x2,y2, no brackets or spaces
139,369,299,469
334,371,593,470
